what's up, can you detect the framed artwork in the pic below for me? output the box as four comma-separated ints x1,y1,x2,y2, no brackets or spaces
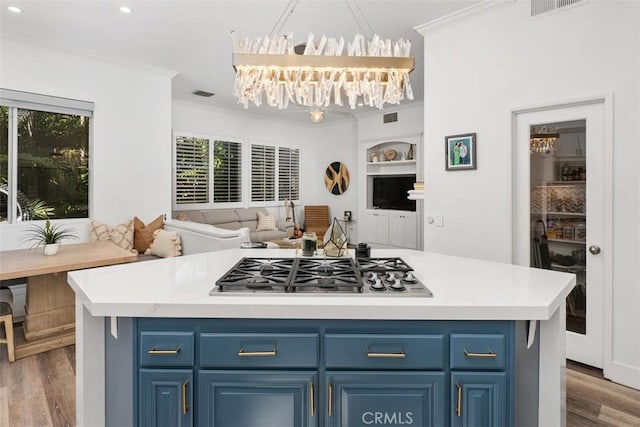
445,133,476,171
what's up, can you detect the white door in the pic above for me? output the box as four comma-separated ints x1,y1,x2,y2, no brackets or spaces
513,101,608,368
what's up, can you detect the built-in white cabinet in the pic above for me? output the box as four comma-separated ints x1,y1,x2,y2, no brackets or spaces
389,212,417,249
362,210,417,249
358,135,422,249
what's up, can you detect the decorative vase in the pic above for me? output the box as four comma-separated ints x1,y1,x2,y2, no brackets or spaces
323,218,348,257
43,243,60,256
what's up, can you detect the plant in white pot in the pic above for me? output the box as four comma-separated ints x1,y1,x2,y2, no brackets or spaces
21,220,78,255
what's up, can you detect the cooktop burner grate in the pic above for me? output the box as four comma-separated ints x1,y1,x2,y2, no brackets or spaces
356,257,414,273
290,258,363,293
215,257,295,292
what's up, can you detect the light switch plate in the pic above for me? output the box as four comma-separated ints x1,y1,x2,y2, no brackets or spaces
435,215,444,227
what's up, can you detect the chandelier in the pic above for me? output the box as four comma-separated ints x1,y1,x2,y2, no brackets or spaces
231,2,414,111
530,125,559,153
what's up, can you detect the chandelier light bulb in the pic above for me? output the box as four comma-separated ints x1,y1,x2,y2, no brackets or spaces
309,109,324,124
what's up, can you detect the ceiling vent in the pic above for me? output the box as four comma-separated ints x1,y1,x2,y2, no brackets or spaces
531,0,585,17
383,112,398,124
193,90,215,97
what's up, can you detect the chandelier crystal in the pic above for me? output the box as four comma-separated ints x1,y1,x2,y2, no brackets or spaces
232,33,414,110
530,125,559,153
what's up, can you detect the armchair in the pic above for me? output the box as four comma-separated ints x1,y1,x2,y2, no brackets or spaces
304,205,330,238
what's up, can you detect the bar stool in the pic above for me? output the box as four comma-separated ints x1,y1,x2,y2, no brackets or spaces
0,288,15,363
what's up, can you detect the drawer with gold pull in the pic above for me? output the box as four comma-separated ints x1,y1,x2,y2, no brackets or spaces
199,333,319,368
450,334,506,370
139,331,194,367
325,334,445,369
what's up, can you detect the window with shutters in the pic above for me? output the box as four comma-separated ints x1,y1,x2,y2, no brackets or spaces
251,144,276,202
213,140,242,203
173,134,242,208
278,147,299,201
174,136,210,205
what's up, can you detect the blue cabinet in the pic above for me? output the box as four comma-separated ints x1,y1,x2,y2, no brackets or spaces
326,372,446,427
451,372,507,427
198,370,317,427
139,369,193,427
135,319,514,427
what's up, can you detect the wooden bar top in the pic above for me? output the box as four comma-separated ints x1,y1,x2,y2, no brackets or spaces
0,241,137,280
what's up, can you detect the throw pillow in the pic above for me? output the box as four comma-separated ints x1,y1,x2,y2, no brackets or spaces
145,229,182,258
90,219,136,253
133,215,164,253
256,211,277,232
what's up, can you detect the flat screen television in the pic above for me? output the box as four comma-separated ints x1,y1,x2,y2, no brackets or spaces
372,175,416,211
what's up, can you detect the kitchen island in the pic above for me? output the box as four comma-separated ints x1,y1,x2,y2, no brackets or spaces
68,248,574,427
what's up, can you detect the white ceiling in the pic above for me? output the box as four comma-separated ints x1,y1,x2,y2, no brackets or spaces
0,0,479,123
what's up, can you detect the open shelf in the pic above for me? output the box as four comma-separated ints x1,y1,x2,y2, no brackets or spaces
532,211,585,217
547,238,586,245
367,160,416,166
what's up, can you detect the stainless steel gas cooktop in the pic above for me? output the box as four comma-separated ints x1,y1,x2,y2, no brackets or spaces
210,257,433,297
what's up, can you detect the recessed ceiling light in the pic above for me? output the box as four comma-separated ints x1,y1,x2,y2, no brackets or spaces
193,90,215,97
119,6,132,14
7,6,23,13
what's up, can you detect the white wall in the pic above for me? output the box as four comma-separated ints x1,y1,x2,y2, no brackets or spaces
418,1,640,388
0,37,174,250
356,102,424,247
172,101,358,236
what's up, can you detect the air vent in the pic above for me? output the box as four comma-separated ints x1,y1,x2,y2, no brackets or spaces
193,90,215,97
531,0,585,17
383,112,398,124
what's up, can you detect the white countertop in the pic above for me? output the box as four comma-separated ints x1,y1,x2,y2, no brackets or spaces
67,248,575,320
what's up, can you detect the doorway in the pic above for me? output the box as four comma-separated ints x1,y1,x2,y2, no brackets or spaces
513,99,611,369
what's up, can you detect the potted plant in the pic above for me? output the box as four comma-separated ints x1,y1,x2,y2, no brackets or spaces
21,220,77,255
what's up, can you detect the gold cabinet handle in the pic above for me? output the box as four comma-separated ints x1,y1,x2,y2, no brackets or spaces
456,383,462,416
328,382,333,416
182,380,189,415
464,349,497,358
148,346,181,355
367,349,406,358
310,382,315,416
238,347,277,357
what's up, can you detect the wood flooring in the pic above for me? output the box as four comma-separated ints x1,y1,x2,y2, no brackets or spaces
1,345,639,426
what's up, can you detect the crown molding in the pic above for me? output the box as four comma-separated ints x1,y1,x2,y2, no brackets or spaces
414,0,517,34
0,31,177,78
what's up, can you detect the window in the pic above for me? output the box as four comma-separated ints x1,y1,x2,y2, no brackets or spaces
173,134,242,207
1,89,92,223
175,136,209,205
213,140,242,203
278,147,299,201
251,144,275,202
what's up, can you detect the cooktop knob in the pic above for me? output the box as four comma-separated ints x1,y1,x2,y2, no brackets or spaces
383,273,396,285
370,280,386,291
389,281,406,291
365,272,378,285
402,272,418,284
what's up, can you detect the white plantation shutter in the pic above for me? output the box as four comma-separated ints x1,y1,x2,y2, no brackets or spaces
278,147,300,201
213,140,242,203
175,136,210,204
251,144,276,202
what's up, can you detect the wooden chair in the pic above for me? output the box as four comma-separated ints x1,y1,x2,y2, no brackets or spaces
304,205,330,239
0,289,15,362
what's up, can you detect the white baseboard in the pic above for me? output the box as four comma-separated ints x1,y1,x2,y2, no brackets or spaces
607,360,640,390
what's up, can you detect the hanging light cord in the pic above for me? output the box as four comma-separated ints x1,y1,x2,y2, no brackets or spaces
270,0,299,36
269,0,376,38
347,0,376,37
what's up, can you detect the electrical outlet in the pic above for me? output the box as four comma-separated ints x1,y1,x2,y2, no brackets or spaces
435,215,444,227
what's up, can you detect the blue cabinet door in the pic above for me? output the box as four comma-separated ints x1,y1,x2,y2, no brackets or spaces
198,370,317,427
326,371,446,427
139,369,193,427
451,372,507,427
